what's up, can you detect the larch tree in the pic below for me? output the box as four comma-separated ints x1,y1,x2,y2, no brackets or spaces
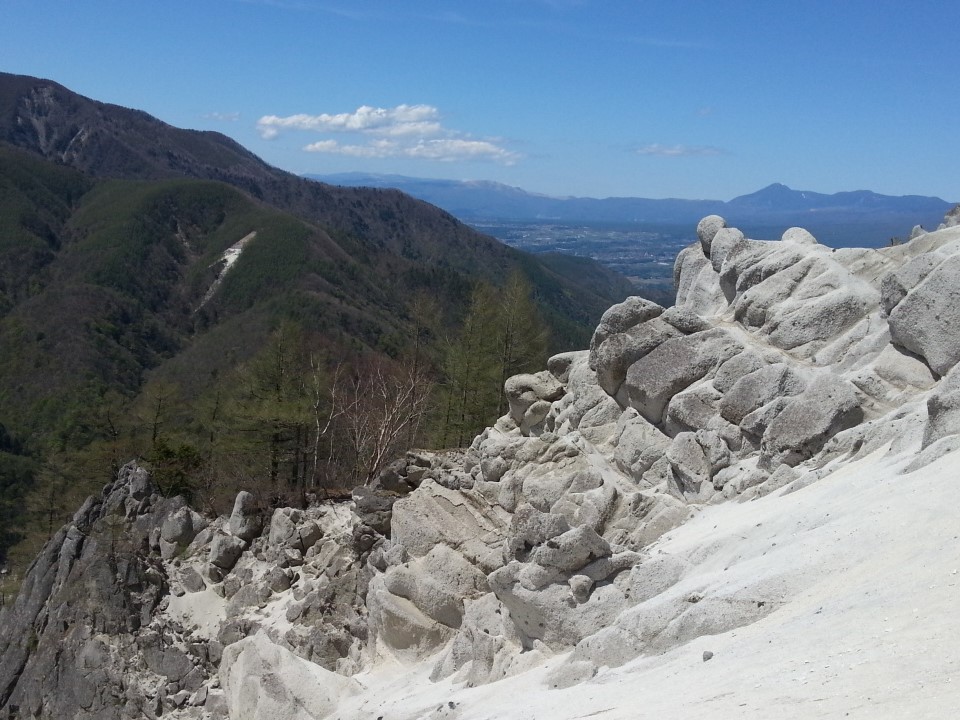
493,270,549,416
440,273,548,446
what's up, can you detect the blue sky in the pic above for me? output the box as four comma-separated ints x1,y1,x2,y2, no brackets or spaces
2,0,958,201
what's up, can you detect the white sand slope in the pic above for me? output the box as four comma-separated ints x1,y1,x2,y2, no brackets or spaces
197,230,256,309
336,444,960,719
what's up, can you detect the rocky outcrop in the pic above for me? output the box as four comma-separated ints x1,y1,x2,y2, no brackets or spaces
0,464,181,719
353,212,960,687
5,212,960,718
0,463,366,719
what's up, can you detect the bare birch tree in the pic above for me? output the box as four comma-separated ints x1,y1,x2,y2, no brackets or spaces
340,357,433,484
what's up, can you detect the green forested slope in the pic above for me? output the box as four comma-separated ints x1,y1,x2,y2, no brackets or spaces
0,74,636,580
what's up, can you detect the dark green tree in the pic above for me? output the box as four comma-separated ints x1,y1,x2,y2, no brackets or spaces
439,273,548,446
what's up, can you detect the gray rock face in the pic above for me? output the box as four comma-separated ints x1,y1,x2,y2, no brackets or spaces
614,409,671,481
367,541,491,658
673,245,726,314
0,463,191,720
160,506,208,559
487,514,638,648
390,481,510,572
879,254,938,315
351,485,396,537
430,592,540,686
659,306,712,334
709,227,747,277
265,508,323,562
719,364,807,425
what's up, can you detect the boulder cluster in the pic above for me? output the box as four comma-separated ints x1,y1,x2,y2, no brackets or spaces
4,212,960,718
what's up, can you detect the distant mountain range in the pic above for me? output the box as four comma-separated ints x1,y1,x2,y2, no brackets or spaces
311,173,956,246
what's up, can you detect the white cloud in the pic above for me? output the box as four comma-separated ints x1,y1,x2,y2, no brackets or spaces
257,104,442,139
636,143,723,157
304,137,518,164
262,103,518,164
304,139,397,158
405,138,518,163
203,111,240,122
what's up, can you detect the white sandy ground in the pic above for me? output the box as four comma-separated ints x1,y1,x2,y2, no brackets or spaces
331,444,960,720
166,587,227,641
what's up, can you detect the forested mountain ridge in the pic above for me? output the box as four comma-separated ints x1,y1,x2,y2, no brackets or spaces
0,73,634,573
0,72,632,334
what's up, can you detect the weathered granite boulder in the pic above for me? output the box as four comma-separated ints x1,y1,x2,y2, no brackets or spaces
366,574,456,655
160,505,208,559
713,350,766,394
390,480,511,572
351,485,396,536
879,253,943,315
761,374,862,466
781,226,818,246
380,544,488,629
430,592,545,686
589,297,664,369
487,514,640,648
923,363,960,448
209,533,245,571
719,363,807,425
504,371,566,434
659,305,712,334
673,245,726,314
624,328,743,425
220,632,359,720
613,409,671,481
267,508,322,556
592,318,680,399
663,383,723,437
888,253,960,376
709,227,747,279
696,214,726,256
228,491,262,541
